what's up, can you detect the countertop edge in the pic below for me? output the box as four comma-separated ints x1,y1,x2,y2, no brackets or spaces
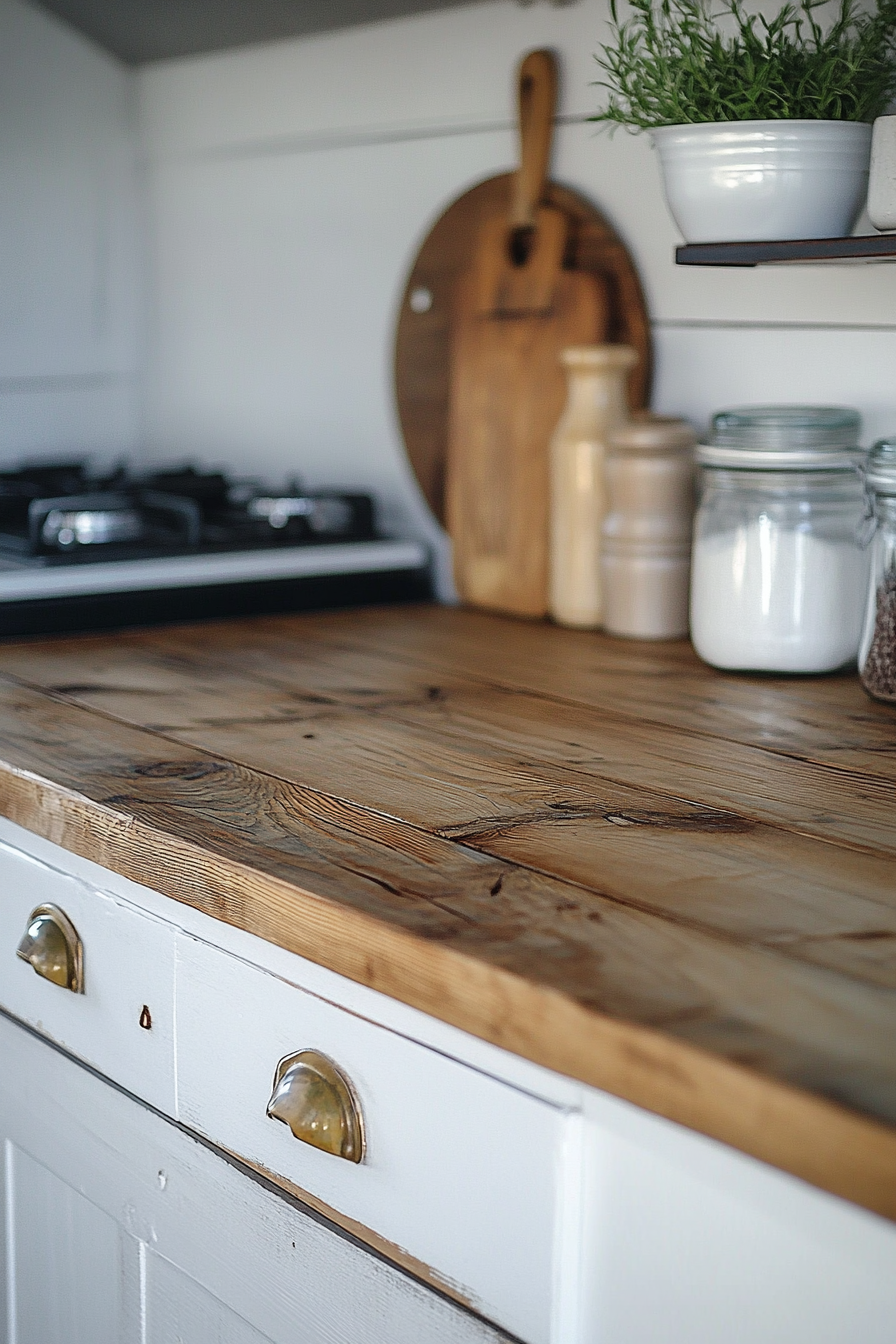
2,759,894,1224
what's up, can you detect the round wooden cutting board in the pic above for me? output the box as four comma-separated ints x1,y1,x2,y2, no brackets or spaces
394,172,652,524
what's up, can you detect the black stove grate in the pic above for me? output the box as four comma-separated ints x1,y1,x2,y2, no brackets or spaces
0,462,377,561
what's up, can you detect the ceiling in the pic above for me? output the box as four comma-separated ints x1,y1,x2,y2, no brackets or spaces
34,0,496,64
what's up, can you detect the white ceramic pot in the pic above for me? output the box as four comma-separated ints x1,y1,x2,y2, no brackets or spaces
652,120,872,243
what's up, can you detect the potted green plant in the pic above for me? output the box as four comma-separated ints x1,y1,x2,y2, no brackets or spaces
592,0,896,242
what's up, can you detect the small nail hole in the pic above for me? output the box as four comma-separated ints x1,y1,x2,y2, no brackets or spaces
409,286,433,313
139,1005,152,1030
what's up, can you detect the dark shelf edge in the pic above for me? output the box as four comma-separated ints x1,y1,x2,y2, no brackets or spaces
676,235,896,266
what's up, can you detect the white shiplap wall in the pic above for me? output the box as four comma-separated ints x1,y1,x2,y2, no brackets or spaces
0,0,141,464
6,0,895,561
135,0,896,570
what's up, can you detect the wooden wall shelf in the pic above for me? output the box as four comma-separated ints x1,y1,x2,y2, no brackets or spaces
676,235,896,266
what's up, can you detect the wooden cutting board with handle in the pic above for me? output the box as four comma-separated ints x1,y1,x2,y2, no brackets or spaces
447,51,609,616
394,50,652,619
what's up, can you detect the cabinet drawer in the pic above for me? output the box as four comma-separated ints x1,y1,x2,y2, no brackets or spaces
0,838,176,1112
176,933,568,1344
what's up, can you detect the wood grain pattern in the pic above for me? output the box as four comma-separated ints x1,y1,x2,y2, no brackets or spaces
443,53,613,618
0,607,895,1219
510,50,556,231
447,231,607,616
238,604,896,777
5,619,896,987
394,175,651,523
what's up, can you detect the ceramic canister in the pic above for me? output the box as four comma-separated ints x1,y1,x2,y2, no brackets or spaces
549,345,638,629
602,414,697,639
868,115,896,232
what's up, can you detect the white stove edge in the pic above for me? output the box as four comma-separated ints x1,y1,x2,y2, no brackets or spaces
0,539,428,602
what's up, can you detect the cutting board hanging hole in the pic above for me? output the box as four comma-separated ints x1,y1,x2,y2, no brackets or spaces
509,227,535,268
409,286,433,313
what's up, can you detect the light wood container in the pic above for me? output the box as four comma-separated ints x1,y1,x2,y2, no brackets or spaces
549,344,638,629
602,414,697,639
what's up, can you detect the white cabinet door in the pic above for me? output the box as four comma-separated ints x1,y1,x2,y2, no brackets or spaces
176,930,567,1344
2,1141,139,1344
0,1012,512,1344
577,1090,896,1344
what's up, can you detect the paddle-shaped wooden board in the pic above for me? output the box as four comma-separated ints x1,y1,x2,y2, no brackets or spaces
422,50,639,617
394,175,651,529
446,200,608,615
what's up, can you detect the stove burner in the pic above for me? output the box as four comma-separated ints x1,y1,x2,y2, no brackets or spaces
23,490,202,556
247,495,313,528
0,461,376,562
246,495,354,534
42,505,143,549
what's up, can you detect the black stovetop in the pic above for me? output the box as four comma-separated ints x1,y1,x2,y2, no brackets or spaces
0,462,376,565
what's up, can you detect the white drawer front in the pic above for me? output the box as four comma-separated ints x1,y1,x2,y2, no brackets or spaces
0,839,176,1112
176,932,568,1344
1,1011,514,1344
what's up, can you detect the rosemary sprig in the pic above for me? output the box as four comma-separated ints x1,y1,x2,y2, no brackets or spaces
592,0,896,129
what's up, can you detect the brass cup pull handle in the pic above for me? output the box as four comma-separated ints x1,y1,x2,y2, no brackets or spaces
266,1050,364,1163
16,904,84,994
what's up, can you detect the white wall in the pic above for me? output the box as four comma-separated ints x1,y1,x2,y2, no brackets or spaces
0,0,142,466
136,0,896,565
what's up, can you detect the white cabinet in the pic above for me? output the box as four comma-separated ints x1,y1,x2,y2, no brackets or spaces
0,1012,510,1344
576,1087,896,1344
1,817,895,1344
0,837,176,1111
175,930,569,1343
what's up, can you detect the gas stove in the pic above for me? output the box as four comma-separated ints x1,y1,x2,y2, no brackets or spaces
0,462,429,636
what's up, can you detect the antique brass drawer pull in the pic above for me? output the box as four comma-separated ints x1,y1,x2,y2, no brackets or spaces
16,904,84,994
266,1049,364,1163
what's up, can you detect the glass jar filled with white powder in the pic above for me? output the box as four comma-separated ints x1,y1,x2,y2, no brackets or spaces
690,406,868,673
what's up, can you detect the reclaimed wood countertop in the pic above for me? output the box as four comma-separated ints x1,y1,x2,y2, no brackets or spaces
0,603,894,1219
